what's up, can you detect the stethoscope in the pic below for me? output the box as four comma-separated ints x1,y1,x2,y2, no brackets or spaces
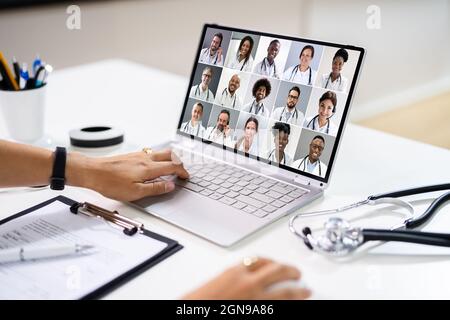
289,184,450,257
249,100,265,115
182,120,201,136
279,106,299,122
221,88,237,108
268,149,287,165
194,84,210,100
297,155,321,176
289,65,312,85
236,53,248,71
207,125,227,141
260,57,277,76
306,115,330,134
324,72,341,89
204,48,219,64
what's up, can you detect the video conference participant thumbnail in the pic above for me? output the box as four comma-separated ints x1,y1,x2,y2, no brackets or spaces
242,78,272,117
303,91,338,136
204,109,234,146
267,122,292,166
199,32,224,66
270,86,304,126
216,74,243,109
321,48,349,92
226,35,255,72
253,39,281,79
292,135,328,178
180,102,206,137
189,66,216,103
283,45,317,86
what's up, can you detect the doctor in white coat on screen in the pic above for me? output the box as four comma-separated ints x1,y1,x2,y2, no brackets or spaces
227,36,255,72
292,135,328,178
204,109,233,146
283,45,317,86
253,39,281,79
321,48,349,93
216,74,243,109
242,78,271,117
189,66,215,103
303,91,338,136
199,32,224,66
270,86,304,126
267,122,293,166
180,102,206,138
234,116,259,154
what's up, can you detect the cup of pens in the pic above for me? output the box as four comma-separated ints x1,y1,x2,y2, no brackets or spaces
0,52,52,144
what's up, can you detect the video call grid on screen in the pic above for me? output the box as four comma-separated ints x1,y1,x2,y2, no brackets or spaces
178,24,364,183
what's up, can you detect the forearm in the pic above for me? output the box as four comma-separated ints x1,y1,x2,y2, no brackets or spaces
0,140,90,188
0,140,188,201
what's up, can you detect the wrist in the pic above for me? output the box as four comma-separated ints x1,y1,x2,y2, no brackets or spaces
65,152,96,189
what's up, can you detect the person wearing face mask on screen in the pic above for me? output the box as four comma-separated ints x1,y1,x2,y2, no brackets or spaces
303,91,338,136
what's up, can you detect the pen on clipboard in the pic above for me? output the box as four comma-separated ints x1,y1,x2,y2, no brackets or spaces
0,243,94,264
70,202,144,236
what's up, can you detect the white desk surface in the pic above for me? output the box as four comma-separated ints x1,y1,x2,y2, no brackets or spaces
1,59,449,299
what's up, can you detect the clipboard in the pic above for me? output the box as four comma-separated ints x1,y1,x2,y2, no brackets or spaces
0,195,183,300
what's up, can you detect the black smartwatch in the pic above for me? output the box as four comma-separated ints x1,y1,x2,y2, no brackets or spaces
50,146,67,190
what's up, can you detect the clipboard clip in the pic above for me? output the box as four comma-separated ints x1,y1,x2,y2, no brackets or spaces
70,202,144,236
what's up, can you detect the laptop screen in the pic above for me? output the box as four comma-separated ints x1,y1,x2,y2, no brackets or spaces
178,24,364,184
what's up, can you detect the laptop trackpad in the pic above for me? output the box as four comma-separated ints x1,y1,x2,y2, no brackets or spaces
133,187,185,217
133,187,257,246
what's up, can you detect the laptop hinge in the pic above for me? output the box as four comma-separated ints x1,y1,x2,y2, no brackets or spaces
293,174,325,190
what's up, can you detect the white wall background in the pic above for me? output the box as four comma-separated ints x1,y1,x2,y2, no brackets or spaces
0,0,449,121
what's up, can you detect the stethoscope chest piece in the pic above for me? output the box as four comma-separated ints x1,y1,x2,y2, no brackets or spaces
302,217,363,256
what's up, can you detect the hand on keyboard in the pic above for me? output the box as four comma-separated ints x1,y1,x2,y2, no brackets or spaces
83,148,189,201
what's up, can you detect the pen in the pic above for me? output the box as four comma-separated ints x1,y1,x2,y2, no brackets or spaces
12,56,20,84
35,64,52,87
0,243,94,264
33,65,45,88
0,51,20,91
41,63,53,85
32,54,42,77
19,63,29,90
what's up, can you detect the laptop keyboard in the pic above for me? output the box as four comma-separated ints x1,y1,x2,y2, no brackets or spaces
175,160,309,218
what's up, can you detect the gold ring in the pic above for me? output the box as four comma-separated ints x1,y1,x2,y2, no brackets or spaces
142,147,153,155
242,256,259,271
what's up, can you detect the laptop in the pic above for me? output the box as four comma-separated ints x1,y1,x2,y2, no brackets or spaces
133,24,365,247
